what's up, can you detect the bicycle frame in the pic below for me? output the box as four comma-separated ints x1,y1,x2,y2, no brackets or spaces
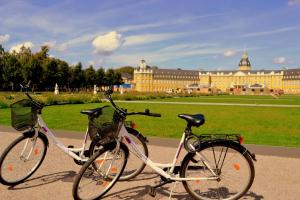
119,124,218,182
26,114,89,162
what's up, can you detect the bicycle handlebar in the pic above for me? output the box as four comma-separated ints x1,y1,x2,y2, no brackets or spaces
102,86,161,118
127,112,161,117
20,81,43,109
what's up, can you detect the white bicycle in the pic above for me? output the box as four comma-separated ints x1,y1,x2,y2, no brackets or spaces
0,83,149,186
72,87,257,200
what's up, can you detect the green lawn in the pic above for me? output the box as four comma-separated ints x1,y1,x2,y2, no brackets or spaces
1,101,299,147
149,95,300,105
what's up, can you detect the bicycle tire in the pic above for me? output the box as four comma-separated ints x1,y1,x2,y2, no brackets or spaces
73,141,129,200
89,127,148,181
0,133,48,186
180,140,255,200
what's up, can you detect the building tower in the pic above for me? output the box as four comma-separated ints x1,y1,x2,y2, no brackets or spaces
140,59,147,69
134,59,153,92
238,51,251,71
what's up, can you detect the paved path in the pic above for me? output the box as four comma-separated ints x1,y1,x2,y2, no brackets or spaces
115,100,300,108
1,129,300,200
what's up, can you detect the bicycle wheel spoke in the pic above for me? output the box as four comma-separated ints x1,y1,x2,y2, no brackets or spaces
73,142,128,200
0,135,47,185
182,142,254,200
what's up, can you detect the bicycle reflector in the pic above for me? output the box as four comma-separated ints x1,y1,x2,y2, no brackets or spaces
239,136,244,144
131,121,137,129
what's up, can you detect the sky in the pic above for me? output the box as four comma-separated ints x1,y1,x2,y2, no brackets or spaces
0,0,300,71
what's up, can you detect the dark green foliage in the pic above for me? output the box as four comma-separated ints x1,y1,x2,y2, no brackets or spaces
0,45,123,91
115,66,134,75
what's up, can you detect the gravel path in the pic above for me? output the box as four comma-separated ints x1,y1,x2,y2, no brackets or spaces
0,131,300,200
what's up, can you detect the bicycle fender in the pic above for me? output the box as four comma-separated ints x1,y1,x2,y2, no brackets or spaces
22,130,49,147
188,140,257,163
125,127,149,143
38,132,49,147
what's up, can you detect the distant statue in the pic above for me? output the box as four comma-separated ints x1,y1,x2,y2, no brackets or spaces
93,85,98,94
54,83,59,95
120,85,124,94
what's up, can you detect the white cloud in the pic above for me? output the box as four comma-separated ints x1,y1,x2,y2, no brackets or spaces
92,31,125,55
273,57,286,64
42,41,68,52
223,49,237,57
42,41,56,48
10,41,34,53
125,33,180,46
241,26,300,38
55,44,68,52
88,59,104,67
0,34,10,44
288,0,300,6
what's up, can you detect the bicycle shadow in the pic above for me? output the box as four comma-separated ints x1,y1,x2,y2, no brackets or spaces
7,170,76,190
104,181,264,200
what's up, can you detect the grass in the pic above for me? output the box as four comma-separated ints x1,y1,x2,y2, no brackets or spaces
1,101,300,147
149,95,300,105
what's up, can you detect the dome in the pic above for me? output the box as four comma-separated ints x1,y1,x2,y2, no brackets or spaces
238,52,251,67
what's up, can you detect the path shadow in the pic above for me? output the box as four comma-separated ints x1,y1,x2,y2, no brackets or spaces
7,170,76,190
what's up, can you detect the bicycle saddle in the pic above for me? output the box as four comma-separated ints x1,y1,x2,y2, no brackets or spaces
178,114,205,127
80,107,102,116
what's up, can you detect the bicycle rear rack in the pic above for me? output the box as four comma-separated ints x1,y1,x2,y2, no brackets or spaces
199,133,242,143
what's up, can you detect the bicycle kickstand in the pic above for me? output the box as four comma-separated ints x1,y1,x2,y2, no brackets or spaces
169,180,179,200
148,178,174,197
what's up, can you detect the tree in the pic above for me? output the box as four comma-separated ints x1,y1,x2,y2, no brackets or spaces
95,68,105,86
70,62,85,91
43,59,59,90
115,66,134,75
57,60,71,91
105,69,123,86
2,54,23,91
84,65,96,89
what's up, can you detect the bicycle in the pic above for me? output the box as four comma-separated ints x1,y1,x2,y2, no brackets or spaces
0,83,148,186
73,87,257,200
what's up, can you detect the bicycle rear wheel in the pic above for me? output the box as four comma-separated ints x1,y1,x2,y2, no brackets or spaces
73,142,129,200
180,140,255,200
0,134,48,186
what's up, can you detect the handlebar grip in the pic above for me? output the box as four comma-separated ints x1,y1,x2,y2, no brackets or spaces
148,113,161,117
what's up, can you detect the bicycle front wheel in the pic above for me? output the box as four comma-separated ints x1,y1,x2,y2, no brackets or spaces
0,134,48,186
73,142,129,200
89,127,148,181
180,140,255,200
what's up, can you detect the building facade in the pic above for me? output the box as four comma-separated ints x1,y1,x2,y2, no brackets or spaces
133,53,300,94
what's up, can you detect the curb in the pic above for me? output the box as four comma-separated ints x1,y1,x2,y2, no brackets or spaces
1,125,299,158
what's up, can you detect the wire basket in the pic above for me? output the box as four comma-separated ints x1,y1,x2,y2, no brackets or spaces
11,99,38,131
88,106,121,143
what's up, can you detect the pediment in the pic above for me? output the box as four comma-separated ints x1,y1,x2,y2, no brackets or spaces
234,71,246,76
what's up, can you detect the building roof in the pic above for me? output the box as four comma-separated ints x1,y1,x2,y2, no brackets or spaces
152,68,199,80
283,68,300,80
153,68,199,75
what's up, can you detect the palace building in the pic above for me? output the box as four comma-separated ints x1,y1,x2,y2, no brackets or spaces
133,52,300,94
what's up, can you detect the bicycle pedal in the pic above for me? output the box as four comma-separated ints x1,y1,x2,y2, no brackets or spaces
148,186,156,197
68,145,74,148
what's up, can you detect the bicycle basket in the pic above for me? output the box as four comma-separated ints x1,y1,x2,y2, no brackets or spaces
11,99,38,131
88,106,121,143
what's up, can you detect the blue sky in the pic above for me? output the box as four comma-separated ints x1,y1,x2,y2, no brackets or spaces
0,0,300,70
